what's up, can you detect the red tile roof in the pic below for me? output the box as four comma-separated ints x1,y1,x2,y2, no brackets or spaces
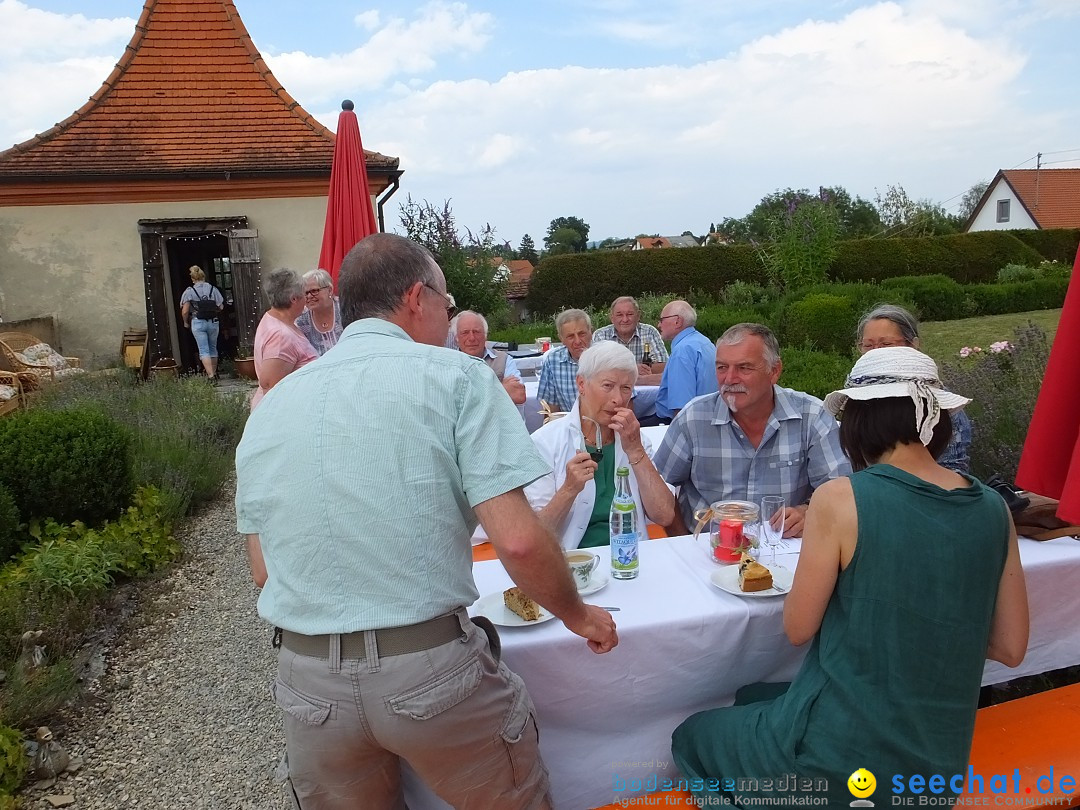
0,0,398,179
636,236,670,249
1000,169,1080,229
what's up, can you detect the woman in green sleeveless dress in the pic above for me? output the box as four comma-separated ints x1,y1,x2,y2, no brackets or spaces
671,347,1029,807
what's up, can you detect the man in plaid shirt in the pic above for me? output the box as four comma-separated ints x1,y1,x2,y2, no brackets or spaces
593,296,669,375
537,309,593,412
654,323,850,536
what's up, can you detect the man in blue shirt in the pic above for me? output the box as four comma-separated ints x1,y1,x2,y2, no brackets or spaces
655,300,719,422
537,308,592,411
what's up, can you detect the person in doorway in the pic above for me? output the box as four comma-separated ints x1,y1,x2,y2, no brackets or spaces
179,265,224,382
295,268,343,356
251,268,317,410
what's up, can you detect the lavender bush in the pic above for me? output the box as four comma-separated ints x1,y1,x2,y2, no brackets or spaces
942,323,1050,482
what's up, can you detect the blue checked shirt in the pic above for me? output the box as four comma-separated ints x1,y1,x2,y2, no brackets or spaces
593,323,670,364
653,386,852,528
537,346,580,411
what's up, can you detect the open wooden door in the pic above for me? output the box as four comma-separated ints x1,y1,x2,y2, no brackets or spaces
228,229,263,354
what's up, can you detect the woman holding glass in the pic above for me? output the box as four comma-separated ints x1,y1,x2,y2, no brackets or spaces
295,268,343,355
671,346,1029,807
525,342,676,549
251,268,317,411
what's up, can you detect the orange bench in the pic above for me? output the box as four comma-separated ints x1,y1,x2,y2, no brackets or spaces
471,525,670,563
591,684,1080,810
959,681,1080,807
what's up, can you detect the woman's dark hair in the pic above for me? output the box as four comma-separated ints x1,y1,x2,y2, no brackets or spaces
838,397,953,471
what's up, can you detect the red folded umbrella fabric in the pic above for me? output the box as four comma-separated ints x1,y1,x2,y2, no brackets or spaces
1016,244,1080,524
318,100,378,289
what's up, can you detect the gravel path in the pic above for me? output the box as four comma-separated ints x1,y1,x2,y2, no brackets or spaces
26,477,289,810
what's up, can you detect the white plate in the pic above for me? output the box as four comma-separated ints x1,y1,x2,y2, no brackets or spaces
710,564,793,598
472,592,556,627
577,572,610,596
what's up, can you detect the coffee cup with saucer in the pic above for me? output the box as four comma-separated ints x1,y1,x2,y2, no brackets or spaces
564,550,609,595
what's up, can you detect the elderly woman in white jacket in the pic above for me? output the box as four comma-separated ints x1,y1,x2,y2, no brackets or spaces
526,341,676,550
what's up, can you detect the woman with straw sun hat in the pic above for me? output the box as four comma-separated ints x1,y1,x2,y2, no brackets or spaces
671,346,1029,808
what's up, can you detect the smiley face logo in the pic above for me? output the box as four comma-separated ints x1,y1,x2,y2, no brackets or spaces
848,768,877,798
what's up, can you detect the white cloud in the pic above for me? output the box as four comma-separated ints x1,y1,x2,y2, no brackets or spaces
0,2,131,149
0,0,132,59
354,10,381,31
264,2,494,108
363,2,1036,238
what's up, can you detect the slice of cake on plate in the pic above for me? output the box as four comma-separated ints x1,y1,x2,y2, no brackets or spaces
738,553,773,592
503,587,541,621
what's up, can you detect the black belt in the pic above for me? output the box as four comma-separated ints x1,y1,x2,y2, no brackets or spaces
279,613,464,660
195,317,218,322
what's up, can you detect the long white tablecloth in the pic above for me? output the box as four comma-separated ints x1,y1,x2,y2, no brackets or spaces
404,532,1080,810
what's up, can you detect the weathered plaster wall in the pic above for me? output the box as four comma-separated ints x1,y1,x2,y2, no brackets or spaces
0,196,327,366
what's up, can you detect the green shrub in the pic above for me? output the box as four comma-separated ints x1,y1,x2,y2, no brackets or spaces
0,488,18,566
830,231,1044,284
525,244,764,315
694,307,767,341
720,280,775,309
1,487,177,597
0,408,132,527
1008,228,1080,264
780,294,858,354
1040,260,1073,279
968,278,1069,316
36,375,248,524
941,323,1048,480
0,724,26,796
996,263,1040,283
779,347,852,401
880,274,973,321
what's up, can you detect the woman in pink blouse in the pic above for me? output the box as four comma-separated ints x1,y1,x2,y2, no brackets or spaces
251,268,318,410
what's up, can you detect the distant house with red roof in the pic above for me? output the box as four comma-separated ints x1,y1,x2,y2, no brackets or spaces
0,0,402,368
966,168,1080,232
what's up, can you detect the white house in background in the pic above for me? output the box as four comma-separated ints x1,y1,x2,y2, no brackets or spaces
966,168,1080,232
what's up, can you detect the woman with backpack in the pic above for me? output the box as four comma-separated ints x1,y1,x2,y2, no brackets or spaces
180,265,224,382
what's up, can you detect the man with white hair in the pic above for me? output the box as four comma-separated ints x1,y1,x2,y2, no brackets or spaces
653,323,850,537
452,310,526,404
537,308,593,412
655,299,718,422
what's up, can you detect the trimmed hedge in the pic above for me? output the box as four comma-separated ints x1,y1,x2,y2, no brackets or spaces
779,348,853,401
526,244,762,315
0,408,132,527
967,278,1069,316
526,230,1052,315
1008,228,1080,265
880,274,974,321
829,231,1043,285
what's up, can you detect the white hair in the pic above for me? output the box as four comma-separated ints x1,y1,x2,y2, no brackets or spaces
665,300,696,327
302,268,333,289
576,341,639,383
451,310,488,336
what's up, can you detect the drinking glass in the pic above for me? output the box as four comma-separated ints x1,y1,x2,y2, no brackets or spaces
760,495,786,566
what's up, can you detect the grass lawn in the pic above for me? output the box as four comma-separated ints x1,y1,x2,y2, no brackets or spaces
920,309,1062,365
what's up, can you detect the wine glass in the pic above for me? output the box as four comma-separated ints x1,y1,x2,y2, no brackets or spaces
760,495,786,566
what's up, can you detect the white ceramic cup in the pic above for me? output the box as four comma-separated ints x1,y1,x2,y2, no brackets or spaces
565,550,600,590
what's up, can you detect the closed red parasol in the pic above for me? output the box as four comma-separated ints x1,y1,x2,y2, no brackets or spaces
1016,244,1080,523
318,100,378,289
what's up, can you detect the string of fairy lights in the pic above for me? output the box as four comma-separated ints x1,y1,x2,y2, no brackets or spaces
141,222,261,361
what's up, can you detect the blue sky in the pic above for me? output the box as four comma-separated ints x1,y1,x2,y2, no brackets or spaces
2,0,1079,246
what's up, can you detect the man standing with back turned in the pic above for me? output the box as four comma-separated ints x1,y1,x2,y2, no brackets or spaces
236,233,617,810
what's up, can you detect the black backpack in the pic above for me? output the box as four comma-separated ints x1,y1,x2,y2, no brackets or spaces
191,286,220,320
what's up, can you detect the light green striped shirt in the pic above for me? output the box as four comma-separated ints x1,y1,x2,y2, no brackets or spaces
235,318,550,633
